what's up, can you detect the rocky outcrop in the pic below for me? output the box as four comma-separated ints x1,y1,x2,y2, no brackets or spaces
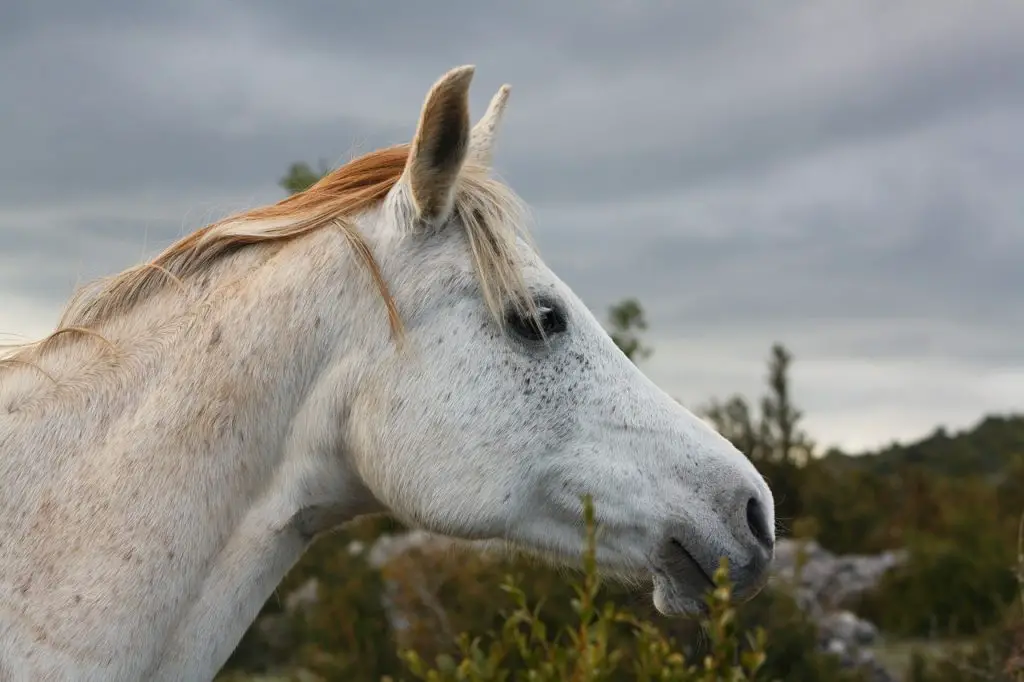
770,538,907,681
771,538,907,616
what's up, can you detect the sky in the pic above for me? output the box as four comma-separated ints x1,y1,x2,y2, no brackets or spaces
1,1,1022,452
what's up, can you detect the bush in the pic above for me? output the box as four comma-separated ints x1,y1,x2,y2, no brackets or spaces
852,517,1018,638
397,496,769,682
219,498,875,682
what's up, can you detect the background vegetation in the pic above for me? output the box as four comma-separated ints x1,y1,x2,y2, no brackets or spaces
215,164,1023,681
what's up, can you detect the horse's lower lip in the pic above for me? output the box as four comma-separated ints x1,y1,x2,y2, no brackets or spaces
651,571,710,617
648,538,717,617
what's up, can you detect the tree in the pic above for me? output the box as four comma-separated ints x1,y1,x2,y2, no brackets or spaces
700,343,811,463
279,160,331,195
607,298,652,363
759,344,814,467
702,395,761,460
699,343,812,523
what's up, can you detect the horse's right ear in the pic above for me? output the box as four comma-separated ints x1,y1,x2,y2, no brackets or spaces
467,84,511,169
400,65,475,228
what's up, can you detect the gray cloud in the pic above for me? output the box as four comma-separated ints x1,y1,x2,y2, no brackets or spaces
1,0,1022,450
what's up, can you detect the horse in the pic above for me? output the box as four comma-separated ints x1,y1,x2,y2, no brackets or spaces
0,65,775,681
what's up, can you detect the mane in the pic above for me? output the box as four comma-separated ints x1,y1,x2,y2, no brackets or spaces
1,143,533,365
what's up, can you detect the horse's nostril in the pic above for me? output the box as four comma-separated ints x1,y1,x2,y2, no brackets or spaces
745,497,773,551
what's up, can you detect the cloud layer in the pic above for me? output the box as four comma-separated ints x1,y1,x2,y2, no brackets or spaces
2,1,1022,450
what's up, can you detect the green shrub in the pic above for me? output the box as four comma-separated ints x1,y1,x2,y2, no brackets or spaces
397,496,768,682
219,499,874,682
853,518,1018,638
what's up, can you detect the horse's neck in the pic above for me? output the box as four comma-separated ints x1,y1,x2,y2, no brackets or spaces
0,232,386,680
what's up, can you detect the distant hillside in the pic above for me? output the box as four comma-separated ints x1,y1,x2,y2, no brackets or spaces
822,413,1024,479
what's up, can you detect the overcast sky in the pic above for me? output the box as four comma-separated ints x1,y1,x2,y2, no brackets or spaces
2,1,1022,452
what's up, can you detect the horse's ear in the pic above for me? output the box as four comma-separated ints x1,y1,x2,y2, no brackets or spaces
403,65,475,227
468,84,511,169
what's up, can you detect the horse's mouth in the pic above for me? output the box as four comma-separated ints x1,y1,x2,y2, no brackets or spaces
649,538,718,617
669,537,716,588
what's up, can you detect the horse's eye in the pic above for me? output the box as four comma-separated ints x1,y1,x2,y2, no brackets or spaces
506,303,568,342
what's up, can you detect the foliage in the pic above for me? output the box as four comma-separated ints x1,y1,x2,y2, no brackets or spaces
857,524,1016,637
221,498,869,682
701,344,813,466
826,415,1024,481
700,343,813,525
902,518,1023,681
280,161,331,195
399,497,768,682
223,516,406,679
606,298,652,363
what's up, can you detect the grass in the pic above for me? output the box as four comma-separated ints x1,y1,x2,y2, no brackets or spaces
870,637,975,679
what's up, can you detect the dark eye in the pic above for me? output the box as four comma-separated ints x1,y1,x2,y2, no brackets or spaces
505,302,568,342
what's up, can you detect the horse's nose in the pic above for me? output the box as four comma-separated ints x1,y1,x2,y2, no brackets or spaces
745,496,774,553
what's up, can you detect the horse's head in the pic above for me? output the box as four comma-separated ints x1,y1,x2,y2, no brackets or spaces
345,66,775,616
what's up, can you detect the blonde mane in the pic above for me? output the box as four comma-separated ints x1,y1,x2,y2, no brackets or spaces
1,143,532,366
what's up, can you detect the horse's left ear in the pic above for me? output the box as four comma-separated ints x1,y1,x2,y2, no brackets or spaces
403,65,475,227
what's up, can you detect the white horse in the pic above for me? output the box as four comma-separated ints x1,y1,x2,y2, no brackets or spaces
0,66,775,681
